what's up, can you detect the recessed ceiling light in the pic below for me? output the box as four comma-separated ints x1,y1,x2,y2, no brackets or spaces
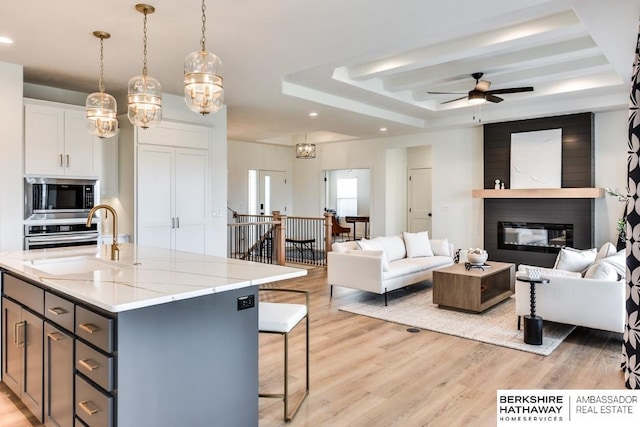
0,36,14,44
379,127,388,132
308,112,318,117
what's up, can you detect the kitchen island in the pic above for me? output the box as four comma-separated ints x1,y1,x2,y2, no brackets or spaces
0,244,307,427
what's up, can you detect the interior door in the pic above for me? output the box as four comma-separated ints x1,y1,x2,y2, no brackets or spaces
2,297,22,396
258,170,287,215
137,145,173,249
174,148,208,253
408,168,432,234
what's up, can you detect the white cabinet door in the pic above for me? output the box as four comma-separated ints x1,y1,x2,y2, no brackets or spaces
24,103,65,176
63,110,99,178
137,145,208,253
24,101,101,178
137,145,173,250
174,148,208,253
100,134,119,197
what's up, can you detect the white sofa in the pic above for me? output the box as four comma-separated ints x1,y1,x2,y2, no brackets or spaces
327,233,454,305
515,243,626,334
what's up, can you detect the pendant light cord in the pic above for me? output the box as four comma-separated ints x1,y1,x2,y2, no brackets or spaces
201,0,207,51
98,36,105,93
142,9,149,76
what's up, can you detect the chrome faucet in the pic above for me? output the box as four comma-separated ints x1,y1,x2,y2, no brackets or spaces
86,204,119,261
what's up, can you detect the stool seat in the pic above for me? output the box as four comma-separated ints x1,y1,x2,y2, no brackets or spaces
259,302,307,333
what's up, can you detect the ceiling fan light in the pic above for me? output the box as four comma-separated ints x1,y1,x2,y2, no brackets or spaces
468,91,487,105
184,50,224,115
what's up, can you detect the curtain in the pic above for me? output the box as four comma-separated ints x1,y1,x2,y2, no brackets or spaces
624,21,640,389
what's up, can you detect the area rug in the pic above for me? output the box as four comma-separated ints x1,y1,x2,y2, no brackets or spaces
338,284,576,356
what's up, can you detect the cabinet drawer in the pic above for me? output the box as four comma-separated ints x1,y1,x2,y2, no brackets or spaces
3,274,44,315
45,292,74,331
76,341,113,392
75,306,113,353
75,375,113,427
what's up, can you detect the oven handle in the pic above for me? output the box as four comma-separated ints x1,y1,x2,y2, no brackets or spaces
25,234,98,244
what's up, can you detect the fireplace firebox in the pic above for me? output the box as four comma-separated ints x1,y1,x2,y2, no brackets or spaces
498,222,573,253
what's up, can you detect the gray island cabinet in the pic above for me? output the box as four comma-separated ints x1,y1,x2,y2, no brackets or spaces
0,244,306,427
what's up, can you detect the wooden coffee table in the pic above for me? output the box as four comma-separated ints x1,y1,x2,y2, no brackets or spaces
432,261,515,313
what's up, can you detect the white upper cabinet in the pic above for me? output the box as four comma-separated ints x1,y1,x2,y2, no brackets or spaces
24,99,101,179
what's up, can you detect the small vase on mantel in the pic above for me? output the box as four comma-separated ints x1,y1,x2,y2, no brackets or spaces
494,179,501,190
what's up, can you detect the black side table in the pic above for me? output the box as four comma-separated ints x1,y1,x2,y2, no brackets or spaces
521,277,550,345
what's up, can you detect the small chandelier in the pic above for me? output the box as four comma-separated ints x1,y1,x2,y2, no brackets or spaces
86,31,118,139
296,135,316,159
184,0,223,115
128,4,162,129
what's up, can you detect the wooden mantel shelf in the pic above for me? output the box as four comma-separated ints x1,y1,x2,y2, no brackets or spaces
472,188,604,199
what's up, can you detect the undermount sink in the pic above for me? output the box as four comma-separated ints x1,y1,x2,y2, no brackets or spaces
24,256,118,276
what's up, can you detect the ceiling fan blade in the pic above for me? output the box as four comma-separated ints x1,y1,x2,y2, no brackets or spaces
441,96,468,104
486,95,504,103
427,91,466,95
475,80,491,92
487,86,534,95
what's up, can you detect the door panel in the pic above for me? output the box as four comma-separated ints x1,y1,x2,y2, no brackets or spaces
22,309,44,422
259,170,287,215
2,297,22,396
174,149,208,253
45,322,74,427
137,145,173,249
408,168,432,234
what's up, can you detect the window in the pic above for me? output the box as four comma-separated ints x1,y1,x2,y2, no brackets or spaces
337,178,357,217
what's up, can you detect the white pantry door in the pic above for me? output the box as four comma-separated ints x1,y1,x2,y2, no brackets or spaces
258,170,287,215
408,168,432,234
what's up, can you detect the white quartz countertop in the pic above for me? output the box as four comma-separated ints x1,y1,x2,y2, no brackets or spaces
0,244,307,313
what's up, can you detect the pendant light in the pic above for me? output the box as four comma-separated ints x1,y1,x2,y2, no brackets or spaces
184,0,223,115
86,31,118,139
128,4,162,129
296,134,316,159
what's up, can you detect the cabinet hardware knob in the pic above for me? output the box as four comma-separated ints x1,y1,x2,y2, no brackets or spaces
47,307,67,316
47,331,65,341
79,359,100,371
78,400,99,416
79,323,100,334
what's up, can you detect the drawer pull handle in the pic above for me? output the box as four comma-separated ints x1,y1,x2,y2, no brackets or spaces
79,400,99,416
47,331,65,341
79,323,101,334
79,358,100,371
48,307,67,316
14,321,25,348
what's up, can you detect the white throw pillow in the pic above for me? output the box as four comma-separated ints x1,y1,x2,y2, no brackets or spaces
402,231,434,258
584,261,618,281
594,242,617,263
378,235,407,261
358,237,384,252
553,247,597,273
332,241,360,253
598,250,625,279
517,264,582,278
430,238,450,256
348,249,389,272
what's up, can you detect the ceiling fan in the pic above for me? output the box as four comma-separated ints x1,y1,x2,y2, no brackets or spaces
427,72,534,105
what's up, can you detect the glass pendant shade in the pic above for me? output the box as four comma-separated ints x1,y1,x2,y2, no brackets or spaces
184,50,224,115
127,74,162,129
296,143,316,159
86,91,118,138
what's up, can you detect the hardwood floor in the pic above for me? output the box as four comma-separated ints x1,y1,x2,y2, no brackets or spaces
0,266,625,427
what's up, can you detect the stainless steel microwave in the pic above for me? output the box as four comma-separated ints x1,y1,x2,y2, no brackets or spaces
25,177,98,219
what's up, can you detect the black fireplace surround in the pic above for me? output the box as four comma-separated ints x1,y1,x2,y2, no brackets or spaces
498,221,573,253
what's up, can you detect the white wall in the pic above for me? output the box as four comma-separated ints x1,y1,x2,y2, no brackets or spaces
0,62,24,250
227,140,293,219
595,109,628,246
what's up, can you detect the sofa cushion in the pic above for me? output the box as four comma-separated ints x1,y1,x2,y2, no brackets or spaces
430,238,450,257
332,241,360,253
584,261,618,281
597,250,625,279
377,235,407,261
403,231,434,258
357,237,384,252
348,249,390,272
552,247,597,273
382,258,423,280
595,242,617,263
411,255,453,271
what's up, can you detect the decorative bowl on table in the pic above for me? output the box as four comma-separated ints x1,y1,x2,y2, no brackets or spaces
466,249,488,265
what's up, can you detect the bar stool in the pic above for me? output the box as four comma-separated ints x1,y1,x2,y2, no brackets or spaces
258,288,309,421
